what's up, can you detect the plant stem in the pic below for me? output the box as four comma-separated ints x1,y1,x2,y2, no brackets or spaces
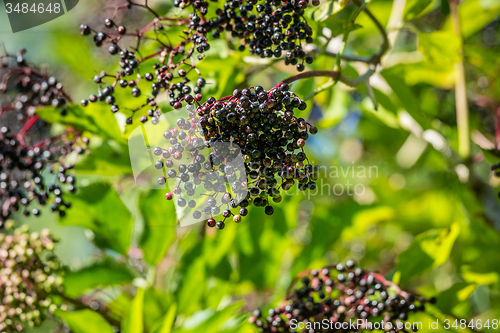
335,1,366,71
280,69,375,88
322,50,373,63
351,0,390,64
449,0,470,158
280,71,340,85
16,115,39,147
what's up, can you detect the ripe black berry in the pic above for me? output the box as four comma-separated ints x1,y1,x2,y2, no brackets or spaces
251,262,435,333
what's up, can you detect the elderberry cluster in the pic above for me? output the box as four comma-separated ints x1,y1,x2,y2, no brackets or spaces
155,83,318,229
177,0,319,71
0,49,70,119
250,261,437,333
0,225,66,332
0,51,87,228
79,14,209,125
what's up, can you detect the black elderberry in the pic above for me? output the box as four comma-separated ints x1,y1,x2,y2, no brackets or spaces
80,24,91,35
251,262,433,333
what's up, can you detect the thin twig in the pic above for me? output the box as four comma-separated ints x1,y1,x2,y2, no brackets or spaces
280,69,375,88
351,0,390,64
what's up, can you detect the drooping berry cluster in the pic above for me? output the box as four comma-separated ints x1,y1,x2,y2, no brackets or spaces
79,11,209,125
156,83,318,229
250,261,436,333
0,49,71,119
176,0,319,71
0,225,66,332
0,50,87,227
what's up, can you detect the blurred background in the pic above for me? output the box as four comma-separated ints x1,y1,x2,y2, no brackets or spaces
1,0,500,332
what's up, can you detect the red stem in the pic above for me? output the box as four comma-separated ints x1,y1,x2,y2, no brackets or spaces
16,115,39,147
278,70,341,87
139,18,159,35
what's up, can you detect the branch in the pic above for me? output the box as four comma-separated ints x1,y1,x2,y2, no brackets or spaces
334,0,366,72
280,70,339,85
280,69,375,89
351,0,390,64
322,49,373,63
16,115,39,147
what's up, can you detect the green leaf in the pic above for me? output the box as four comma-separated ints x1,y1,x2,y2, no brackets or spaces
383,62,455,89
52,33,107,79
397,222,460,284
176,257,206,315
139,190,177,266
143,288,171,331
151,304,177,333
55,310,115,333
381,72,430,127
60,183,133,255
443,0,500,39
174,303,248,333
64,259,135,298
404,0,435,21
75,140,132,176
310,0,351,22
37,104,125,144
122,288,145,333
418,30,460,66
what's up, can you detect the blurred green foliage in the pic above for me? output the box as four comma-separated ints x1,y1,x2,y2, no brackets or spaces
2,0,500,332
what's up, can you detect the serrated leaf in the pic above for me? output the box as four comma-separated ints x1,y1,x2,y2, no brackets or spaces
55,310,115,333
64,259,134,298
59,182,133,255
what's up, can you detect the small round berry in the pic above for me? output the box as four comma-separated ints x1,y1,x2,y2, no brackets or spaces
80,24,91,35
155,161,164,169
216,221,225,229
264,206,274,215
207,218,216,227
233,215,242,223
132,87,141,97
165,192,173,200
104,18,114,28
